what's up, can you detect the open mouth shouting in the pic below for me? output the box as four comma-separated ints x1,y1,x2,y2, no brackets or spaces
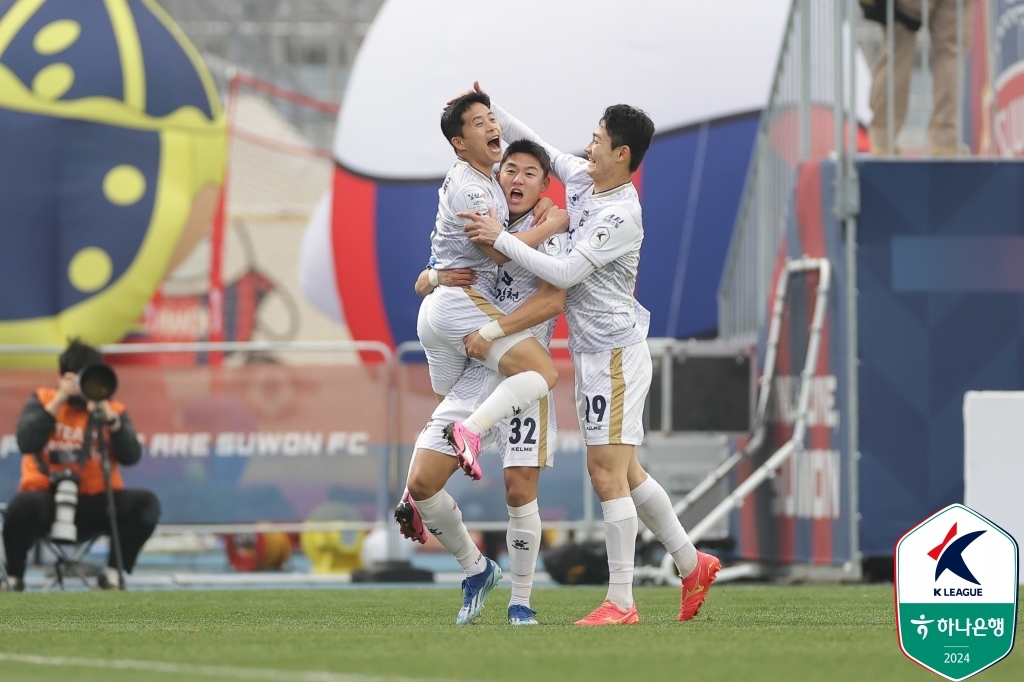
508,187,525,207
487,135,501,155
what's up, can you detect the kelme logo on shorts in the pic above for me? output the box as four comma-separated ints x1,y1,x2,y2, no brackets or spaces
895,504,1019,680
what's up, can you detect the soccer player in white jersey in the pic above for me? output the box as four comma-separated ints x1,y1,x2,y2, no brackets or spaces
395,92,567,625
407,140,568,626
460,85,721,626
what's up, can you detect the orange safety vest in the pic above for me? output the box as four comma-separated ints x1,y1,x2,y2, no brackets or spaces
20,388,127,495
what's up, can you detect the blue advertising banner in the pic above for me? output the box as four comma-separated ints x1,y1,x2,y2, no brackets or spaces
856,159,1024,556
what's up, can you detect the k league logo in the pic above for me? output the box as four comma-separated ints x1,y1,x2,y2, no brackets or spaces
930,523,984,592
895,504,1019,681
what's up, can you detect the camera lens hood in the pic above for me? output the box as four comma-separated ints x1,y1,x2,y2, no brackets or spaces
77,363,118,402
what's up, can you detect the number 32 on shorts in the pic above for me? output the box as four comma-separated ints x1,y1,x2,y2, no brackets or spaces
508,417,537,444
584,395,607,423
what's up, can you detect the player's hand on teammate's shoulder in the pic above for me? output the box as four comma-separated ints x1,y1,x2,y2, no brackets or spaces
536,207,569,235
439,268,476,288
463,330,491,361
533,196,555,220
460,205,503,245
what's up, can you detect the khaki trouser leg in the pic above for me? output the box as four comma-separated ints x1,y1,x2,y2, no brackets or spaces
929,0,974,154
870,21,917,154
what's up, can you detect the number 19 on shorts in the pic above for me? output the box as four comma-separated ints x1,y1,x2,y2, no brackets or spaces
584,395,607,423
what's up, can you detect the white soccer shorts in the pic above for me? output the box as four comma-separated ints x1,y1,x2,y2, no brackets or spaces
417,286,531,395
493,390,556,469
414,362,555,469
572,340,652,446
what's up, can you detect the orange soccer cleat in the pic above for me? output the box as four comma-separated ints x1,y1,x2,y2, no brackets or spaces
678,550,721,621
574,600,640,626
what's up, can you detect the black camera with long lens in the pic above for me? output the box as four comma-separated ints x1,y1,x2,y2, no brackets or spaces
46,363,118,546
76,363,118,402
49,469,81,544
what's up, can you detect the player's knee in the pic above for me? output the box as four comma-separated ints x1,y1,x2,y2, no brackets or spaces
406,474,435,502
538,361,558,390
587,461,623,498
406,480,429,501
505,483,536,508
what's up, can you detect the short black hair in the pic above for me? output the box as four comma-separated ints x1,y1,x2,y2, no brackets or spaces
59,338,103,375
601,104,655,172
501,139,551,177
440,91,492,153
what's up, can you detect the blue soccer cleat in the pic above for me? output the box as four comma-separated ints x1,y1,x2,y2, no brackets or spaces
456,558,501,626
508,604,538,626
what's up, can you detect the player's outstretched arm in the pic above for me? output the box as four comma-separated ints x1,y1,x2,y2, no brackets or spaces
464,281,565,360
414,268,476,296
457,205,567,252
456,82,581,185
489,101,581,185
463,210,596,290
491,232,596,290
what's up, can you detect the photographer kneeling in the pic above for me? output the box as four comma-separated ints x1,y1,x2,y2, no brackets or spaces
2,340,160,591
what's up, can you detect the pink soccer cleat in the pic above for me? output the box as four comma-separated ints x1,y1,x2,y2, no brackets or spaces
394,490,428,543
678,550,721,621
443,421,483,480
574,600,640,626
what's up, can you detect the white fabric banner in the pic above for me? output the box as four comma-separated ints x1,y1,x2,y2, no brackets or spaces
335,0,792,179
963,391,1024,583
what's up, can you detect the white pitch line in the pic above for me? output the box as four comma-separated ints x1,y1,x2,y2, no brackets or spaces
0,652,476,682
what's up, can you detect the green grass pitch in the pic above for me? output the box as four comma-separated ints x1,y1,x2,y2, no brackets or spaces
0,585,1021,682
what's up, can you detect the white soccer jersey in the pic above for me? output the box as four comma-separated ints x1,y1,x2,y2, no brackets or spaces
491,103,650,354
563,182,650,352
494,211,570,346
428,159,509,290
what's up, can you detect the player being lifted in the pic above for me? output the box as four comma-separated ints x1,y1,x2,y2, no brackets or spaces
410,140,568,626
459,84,721,626
395,92,567,625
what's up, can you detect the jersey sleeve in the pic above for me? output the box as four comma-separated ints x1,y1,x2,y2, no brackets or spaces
572,208,641,268
450,182,501,223
493,231,596,290
491,102,590,186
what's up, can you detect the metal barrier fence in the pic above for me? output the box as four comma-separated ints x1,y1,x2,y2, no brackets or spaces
0,340,611,543
0,341,399,537
717,0,862,573
719,0,859,342
1,338,734,546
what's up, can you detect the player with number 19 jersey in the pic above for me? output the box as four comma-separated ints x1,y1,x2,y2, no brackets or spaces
490,103,652,447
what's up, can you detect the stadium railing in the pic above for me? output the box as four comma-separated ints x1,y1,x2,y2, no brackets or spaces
714,0,861,580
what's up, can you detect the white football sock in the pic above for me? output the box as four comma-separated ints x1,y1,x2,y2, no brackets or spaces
601,497,637,610
413,489,485,576
507,499,541,608
463,370,549,435
631,475,698,576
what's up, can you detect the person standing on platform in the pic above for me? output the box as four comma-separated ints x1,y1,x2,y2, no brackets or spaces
865,0,974,156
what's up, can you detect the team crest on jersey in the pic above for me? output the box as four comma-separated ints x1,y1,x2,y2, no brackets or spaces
544,235,561,255
579,209,590,227
590,227,610,249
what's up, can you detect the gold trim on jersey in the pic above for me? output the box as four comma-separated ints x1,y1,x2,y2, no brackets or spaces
507,210,535,233
538,395,549,467
456,159,494,184
590,181,635,200
464,287,504,320
609,347,625,444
